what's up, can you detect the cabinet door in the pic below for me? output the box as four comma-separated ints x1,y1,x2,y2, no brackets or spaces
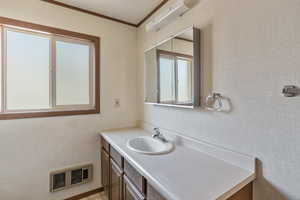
101,149,110,200
110,159,123,200
123,175,145,200
228,183,252,200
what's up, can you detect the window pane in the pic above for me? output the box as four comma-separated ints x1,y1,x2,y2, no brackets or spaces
56,41,90,105
177,59,192,103
0,28,2,110
159,56,175,103
6,30,50,110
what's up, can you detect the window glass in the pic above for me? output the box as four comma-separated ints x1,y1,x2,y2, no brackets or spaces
6,30,50,110
159,55,175,103
56,41,90,105
177,58,192,103
0,22,98,119
0,28,2,110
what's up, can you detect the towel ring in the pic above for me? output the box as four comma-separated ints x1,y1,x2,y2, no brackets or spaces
205,93,223,112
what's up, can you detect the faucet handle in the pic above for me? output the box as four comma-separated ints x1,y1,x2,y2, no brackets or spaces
152,128,160,138
153,127,160,134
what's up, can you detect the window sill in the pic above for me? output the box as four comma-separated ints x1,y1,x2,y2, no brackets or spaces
0,109,100,120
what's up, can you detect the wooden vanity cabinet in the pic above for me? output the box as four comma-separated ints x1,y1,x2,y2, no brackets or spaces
110,159,123,200
101,136,252,200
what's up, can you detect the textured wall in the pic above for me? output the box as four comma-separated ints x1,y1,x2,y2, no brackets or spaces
0,0,138,199
137,0,300,199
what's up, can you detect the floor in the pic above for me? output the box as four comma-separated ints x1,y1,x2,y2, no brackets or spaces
80,192,106,200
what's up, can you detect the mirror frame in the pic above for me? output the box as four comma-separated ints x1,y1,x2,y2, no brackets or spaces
144,26,201,108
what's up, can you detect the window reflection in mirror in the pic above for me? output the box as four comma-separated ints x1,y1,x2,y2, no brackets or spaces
157,50,193,105
158,54,175,103
144,27,200,108
177,57,193,104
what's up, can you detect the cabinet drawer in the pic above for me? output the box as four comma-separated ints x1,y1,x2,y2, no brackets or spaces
123,175,145,200
101,136,110,153
110,146,123,169
147,184,167,200
124,160,146,195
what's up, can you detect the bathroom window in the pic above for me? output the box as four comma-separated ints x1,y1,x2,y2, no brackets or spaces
0,18,100,119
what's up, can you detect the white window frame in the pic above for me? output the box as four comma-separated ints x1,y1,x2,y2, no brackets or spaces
0,25,96,115
51,35,96,110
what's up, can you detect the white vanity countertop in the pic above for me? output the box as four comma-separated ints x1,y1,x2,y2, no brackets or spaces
100,128,255,200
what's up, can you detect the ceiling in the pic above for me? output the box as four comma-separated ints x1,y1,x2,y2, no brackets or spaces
49,0,167,27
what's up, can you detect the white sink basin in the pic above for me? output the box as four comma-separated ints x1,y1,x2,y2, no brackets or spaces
127,137,174,155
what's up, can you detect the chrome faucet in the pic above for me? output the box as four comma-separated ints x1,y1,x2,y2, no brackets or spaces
152,128,168,143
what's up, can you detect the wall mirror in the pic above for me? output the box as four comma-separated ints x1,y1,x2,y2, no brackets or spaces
145,27,201,108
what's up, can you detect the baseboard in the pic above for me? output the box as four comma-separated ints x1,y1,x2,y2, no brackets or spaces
65,187,104,200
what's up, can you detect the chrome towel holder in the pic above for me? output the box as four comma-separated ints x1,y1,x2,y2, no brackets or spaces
282,85,300,97
205,93,223,112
